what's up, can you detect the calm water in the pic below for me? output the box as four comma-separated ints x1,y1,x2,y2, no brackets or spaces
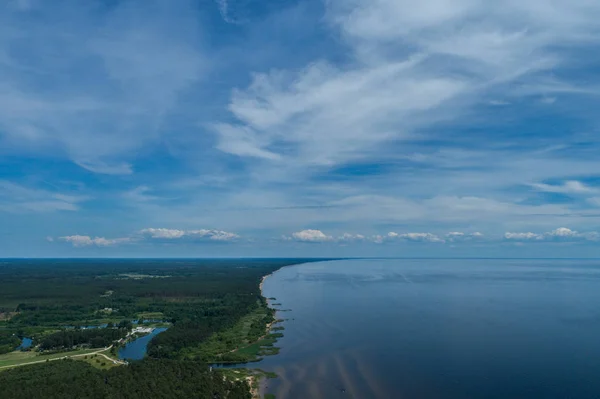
258,259,600,399
118,328,167,361
16,337,32,350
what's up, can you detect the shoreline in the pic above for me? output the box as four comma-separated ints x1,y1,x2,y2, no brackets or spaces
250,263,306,398
253,272,276,399
238,260,334,398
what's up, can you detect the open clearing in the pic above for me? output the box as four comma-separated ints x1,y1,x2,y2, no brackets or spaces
0,347,121,370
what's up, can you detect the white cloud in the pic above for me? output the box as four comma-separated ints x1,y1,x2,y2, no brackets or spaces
188,229,240,241
140,228,239,241
446,231,484,241
401,232,444,243
339,233,366,241
544,227,599,241
60,235,130,247
446,231,465,238
371,235,385,244
546,227,577,237
388,232,445,243
140,228,186,239
291,229,334,242
505,227,600,242
531,180,597,194
215,0,239,24
504,232,544,240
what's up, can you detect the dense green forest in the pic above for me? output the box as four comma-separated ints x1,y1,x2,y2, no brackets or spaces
39,327,128,350
0,259,319,398
0,331,20,355
0,359,251,399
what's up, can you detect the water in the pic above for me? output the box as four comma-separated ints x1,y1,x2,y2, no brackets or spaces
118,328,167,361
257,259,600,399
16,337,32,350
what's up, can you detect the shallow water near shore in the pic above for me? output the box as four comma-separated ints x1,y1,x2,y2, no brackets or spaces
257,259,600,399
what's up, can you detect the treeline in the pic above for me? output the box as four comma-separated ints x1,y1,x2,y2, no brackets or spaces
0,330,20,355
0,259,312,329
147,321,214,358
40,327,128,350
0,359,251,399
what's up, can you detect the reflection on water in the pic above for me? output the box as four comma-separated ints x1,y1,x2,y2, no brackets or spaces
118,328,167,361
258,259,600,399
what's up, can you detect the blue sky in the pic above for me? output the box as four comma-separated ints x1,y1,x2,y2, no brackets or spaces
2,0,600,257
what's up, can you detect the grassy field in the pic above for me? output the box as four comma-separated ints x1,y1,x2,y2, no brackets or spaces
235,334,282,359
0,348,101,369
136,312,165,320
79,353,121,370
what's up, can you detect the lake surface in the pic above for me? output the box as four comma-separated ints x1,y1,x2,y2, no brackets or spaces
118,328,167,361
258,259,600,399
16,337,32,350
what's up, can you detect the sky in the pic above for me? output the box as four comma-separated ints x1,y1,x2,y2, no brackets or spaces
2,0,600,258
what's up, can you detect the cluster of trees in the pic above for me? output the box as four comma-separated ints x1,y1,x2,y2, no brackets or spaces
0,359,252,399
0,330,20,355
40,327,128,350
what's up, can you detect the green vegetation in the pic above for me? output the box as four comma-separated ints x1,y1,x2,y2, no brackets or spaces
0,259,321,398
168,299,283,363
0,347,100,369
0,359,251,399
136,312,164,320
80,354,119,370
264,394,276,399
0,331,20,355
40,327,128,350
219,368,278,398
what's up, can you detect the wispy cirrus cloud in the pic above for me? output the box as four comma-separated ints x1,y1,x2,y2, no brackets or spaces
0,181,89,213
214,0,600,175
0,0,206,174
531,180,598,195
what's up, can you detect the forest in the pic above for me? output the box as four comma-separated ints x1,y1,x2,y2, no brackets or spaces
0,258,318,398
39,327,128,350
0,330,20,355
0,359,251,399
